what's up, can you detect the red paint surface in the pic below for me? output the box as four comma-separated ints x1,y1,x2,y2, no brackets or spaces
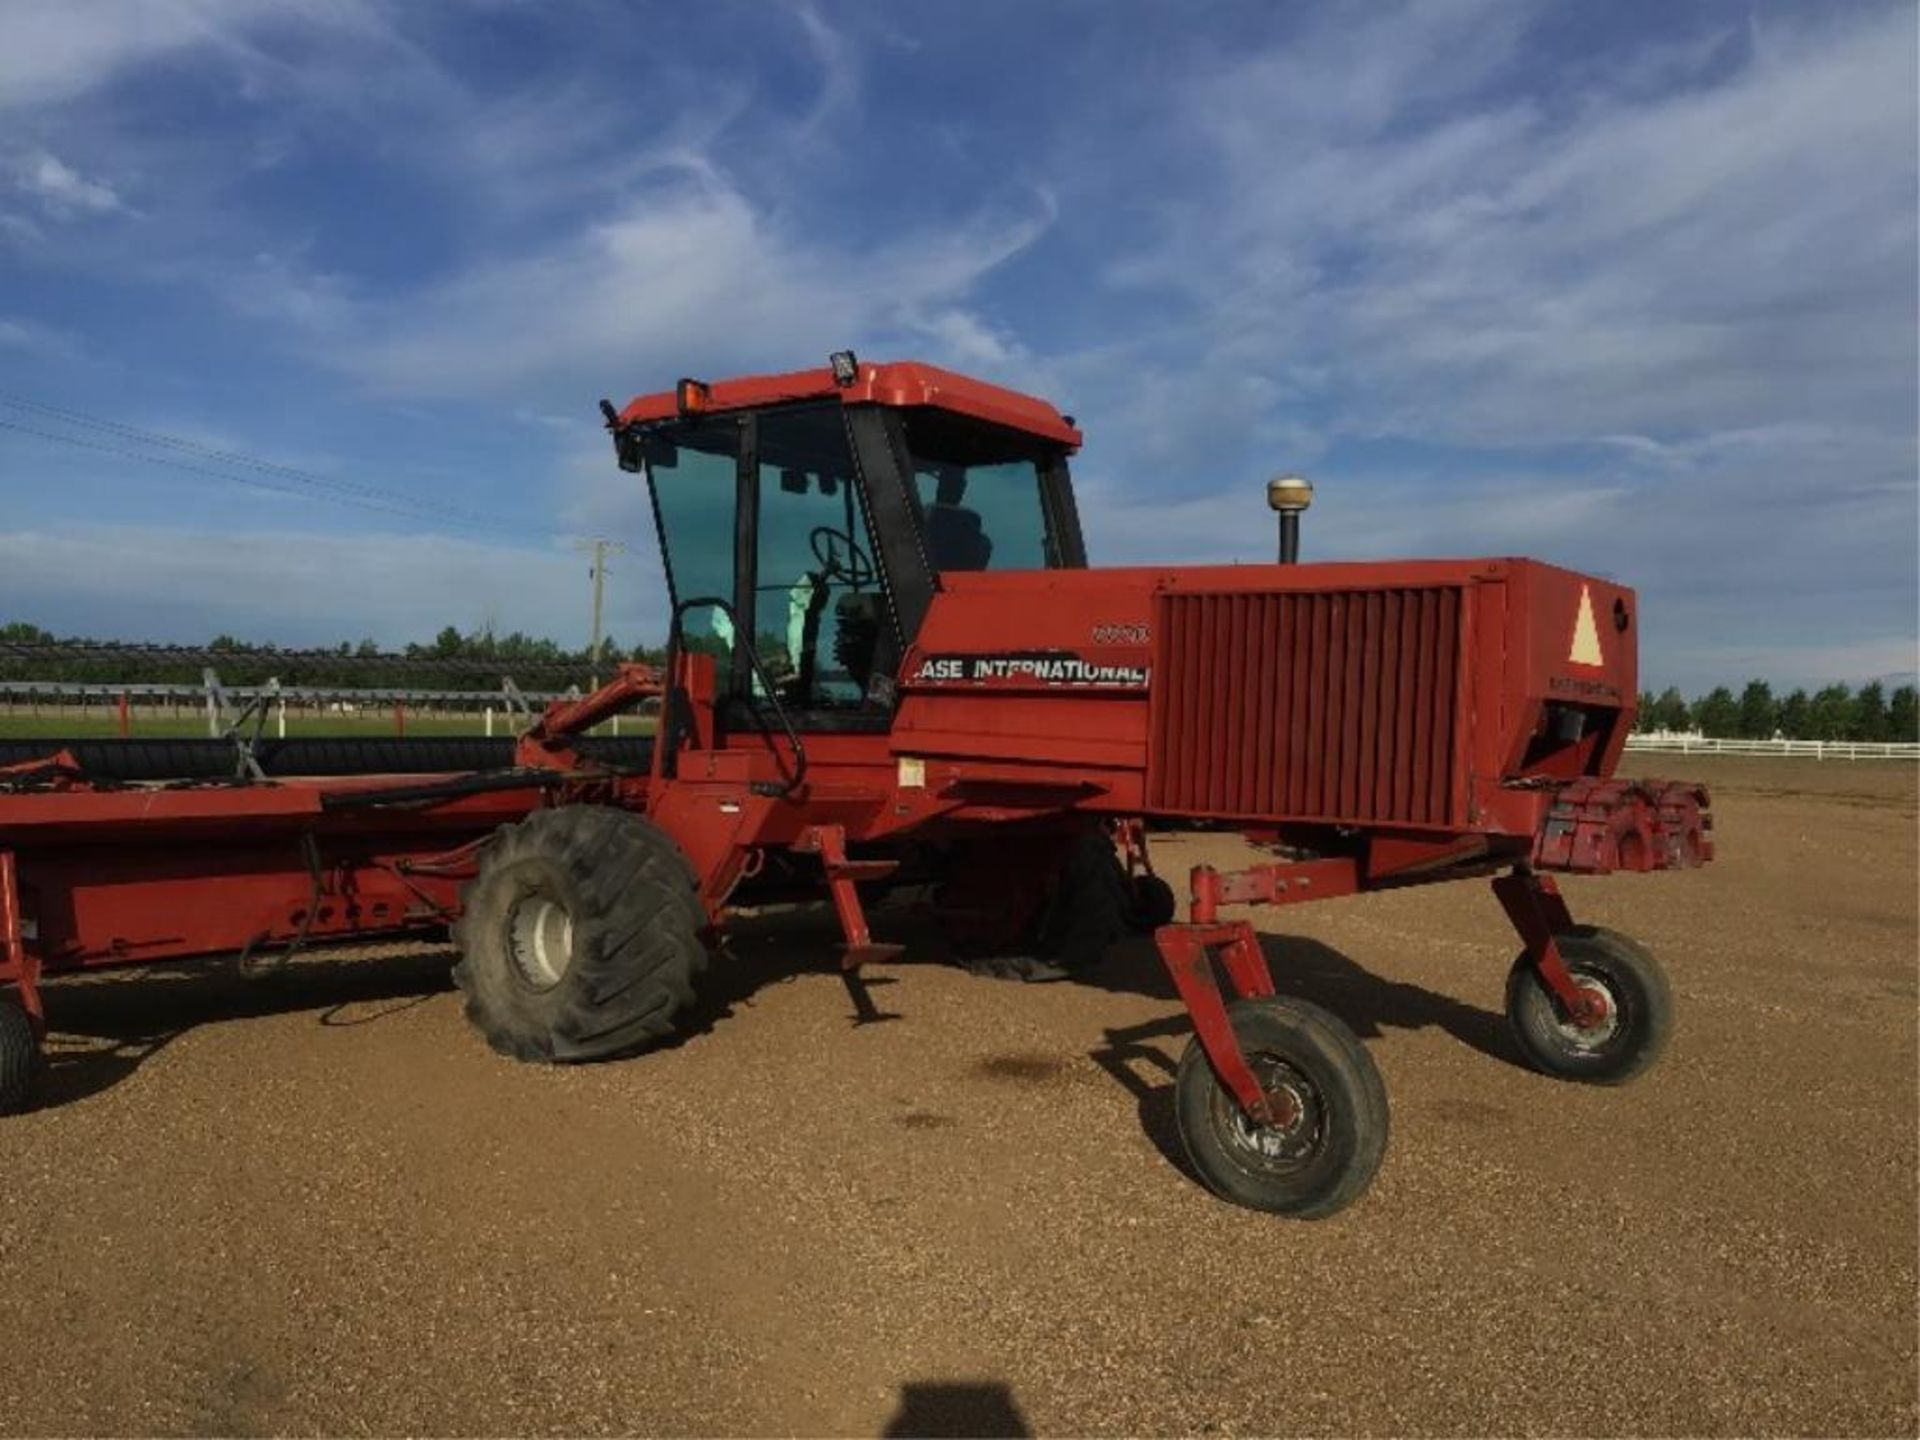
617,360,1083,448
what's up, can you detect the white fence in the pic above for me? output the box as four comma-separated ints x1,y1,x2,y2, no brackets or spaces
1626,734,1920,761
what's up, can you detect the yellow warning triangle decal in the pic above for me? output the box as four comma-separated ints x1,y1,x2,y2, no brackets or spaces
1569,585,1604,667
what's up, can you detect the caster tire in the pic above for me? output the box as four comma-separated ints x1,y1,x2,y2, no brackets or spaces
1564,924,1656,967
1174,997,1389,1218
0,996,40,1116
1505,929,1672,1085
453,807,708,1063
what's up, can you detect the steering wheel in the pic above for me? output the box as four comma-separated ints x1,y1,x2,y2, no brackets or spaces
809,525,875,585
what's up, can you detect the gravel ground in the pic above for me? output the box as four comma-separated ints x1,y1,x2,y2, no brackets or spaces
0,756,1913,1436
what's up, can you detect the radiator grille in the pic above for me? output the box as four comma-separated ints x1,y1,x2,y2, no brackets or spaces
1147,587,1464,825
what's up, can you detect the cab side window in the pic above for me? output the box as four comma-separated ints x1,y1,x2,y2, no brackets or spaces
900,408,1057,573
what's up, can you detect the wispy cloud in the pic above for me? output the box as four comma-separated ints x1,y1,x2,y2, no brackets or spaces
0,0,398,112
8,150,125,217
1040,1,1916,687
0,0,1910,689
0,315,79,358
241,166,1057,401
787,0,861,139
1078,3,1915,450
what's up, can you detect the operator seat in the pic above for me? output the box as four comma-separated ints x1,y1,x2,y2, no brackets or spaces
924,503,993,572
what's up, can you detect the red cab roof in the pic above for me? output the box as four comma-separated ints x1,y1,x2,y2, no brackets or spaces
616,359,1082,450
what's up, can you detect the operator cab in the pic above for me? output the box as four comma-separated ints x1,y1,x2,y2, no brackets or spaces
611,355,1085,728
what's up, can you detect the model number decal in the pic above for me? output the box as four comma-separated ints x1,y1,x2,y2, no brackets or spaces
911,650,1149,689
1549,675,1622,701
1091,622,1150,646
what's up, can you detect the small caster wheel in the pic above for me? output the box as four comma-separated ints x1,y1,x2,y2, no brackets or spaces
1128,873,1178,932
1174,996,1390,1218
0,995,41,1116
1505,929,1672,1085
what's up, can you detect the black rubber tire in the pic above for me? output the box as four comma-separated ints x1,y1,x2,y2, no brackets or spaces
1565,923,1656,967
452,807,708,1063
1505,929,1672,1085
0,995,40,1116
1174,997,1390,1219
1128,873,1179,932
1030,830,1134,970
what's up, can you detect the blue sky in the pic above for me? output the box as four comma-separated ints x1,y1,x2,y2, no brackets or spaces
0,0,1914,690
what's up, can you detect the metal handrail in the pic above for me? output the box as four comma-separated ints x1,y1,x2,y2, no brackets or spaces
666,597,808,799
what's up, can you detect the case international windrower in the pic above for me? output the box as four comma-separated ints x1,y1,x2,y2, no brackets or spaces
0,354,1711,1217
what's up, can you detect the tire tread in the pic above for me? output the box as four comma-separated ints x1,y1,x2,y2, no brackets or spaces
452,806,708,1064
1173,996,1389,1219
0,997,40,1116
1505,930,1671,1085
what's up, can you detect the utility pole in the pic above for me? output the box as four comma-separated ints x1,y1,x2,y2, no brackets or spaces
574,537,628,688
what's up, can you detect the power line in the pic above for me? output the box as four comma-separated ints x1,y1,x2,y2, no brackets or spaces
0,392,566,539
0,417,482,527
0,391,447,510
0,390,537,530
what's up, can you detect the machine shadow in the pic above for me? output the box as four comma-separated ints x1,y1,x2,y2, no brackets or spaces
1089,931,1519,1062
882,1380,1031,1439
28,909,1520,1122
34,945,456,1112
703,905,1525,1073
29,907,897,1111
664,905,908,1049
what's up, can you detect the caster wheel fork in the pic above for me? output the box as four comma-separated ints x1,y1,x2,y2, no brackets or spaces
1155,917,1389,1218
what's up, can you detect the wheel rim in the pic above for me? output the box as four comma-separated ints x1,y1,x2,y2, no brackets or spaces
1551,976,1620,1048
1210,1054,1327,1174
507,895,574,991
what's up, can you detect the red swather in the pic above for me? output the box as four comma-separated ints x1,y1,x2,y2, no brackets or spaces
0,355,1712,1217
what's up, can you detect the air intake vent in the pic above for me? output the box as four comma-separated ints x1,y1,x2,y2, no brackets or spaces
1147,587,1464,825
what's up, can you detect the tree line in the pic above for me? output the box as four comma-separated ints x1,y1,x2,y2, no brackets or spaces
0,621,667,690
1634,680,1918,742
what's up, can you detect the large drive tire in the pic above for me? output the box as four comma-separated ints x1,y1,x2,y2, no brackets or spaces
1505,928,1672,1085
1029,830,1136,970
1128,872,1179,932
951,828,1134,982
452,807,708,1063
1174,997,1389,1218
0,995,40,1116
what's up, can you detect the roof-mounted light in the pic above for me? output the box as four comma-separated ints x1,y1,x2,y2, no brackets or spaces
828,349,859,387
676,377,710,416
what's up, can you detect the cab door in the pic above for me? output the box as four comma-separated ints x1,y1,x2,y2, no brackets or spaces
744,403,895,724
645,404,895,728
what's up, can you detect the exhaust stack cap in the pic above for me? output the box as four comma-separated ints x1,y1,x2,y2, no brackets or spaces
1266,474,1314,513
